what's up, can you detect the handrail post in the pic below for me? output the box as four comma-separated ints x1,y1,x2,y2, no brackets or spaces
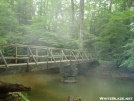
50,50,52,61
36,48,38,62
60,49,62,67
61,50,63,61
69,50,72,64
46,48,49,69
15,47,17,64
27,47,29,66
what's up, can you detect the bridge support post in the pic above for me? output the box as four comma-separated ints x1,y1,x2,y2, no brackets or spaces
60,65,78,83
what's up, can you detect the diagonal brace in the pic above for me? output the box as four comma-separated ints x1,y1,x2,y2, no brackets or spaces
0,50,8,68
28,47,38,65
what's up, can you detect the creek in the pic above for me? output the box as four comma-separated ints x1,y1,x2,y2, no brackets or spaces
0,70,134,101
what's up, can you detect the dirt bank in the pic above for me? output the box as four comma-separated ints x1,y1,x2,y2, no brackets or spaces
86,61,134,80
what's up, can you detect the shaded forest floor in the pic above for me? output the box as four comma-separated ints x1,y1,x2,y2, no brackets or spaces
86,61,134,80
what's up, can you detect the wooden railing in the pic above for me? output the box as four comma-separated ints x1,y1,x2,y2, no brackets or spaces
0,43,92,68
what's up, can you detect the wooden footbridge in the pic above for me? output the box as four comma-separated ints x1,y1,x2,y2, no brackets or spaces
0,43,92,70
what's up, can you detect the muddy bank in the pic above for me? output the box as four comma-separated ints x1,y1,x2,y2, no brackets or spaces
86,61,134,80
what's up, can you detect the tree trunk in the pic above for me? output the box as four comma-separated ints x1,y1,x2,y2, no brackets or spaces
127,0,133,38
78,0,84,49
40,0,42,16
24,0,27,25
109,0,112,12
127,0,133,8
11,0,14,10
71,0,75,35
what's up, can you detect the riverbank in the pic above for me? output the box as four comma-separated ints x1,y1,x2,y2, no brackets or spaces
86,61,134,80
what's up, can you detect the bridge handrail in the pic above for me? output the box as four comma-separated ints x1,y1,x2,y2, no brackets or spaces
0,43,84,51
0,43,92,68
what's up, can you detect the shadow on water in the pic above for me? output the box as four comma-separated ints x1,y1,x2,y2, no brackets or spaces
0,71,134,101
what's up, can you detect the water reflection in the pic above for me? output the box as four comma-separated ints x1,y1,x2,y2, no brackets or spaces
0,71,134,101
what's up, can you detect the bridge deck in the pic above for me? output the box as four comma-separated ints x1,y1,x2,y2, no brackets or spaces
0,59,88,68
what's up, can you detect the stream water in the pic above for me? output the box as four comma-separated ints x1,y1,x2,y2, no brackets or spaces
0,71,134,101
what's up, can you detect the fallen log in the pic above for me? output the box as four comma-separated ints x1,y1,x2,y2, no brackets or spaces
0,81,31,93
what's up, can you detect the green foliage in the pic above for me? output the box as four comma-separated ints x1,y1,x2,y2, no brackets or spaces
96,12,129,62
1,0,134,69
120,39,134,67
18,92,29,101
83,0,134,68
0,0,80,48
0,1,13,43
120,21,134,68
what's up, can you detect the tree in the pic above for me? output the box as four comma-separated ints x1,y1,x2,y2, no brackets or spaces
1,0,134,68
83,0,134,66
78,0,84,49
71,0,75,35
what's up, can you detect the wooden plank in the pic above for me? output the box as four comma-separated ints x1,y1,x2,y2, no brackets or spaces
36,48,38,62
0,43,48,49
75,51,80,60
61,50,63,61
17,55,48,58
0,60,78,67
16,55,28,56
60,50,62,67
0,55,57,59
28,47,38,65
27,48,29,66
71,51,77,61
0,43,81,52
32,55,48,58
0,57,29,59
61,50,69,62
0,56,57,59
48,49,57,63
0,50,8,68
15,47,17,63
50,50,52,61
46,49,49,69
